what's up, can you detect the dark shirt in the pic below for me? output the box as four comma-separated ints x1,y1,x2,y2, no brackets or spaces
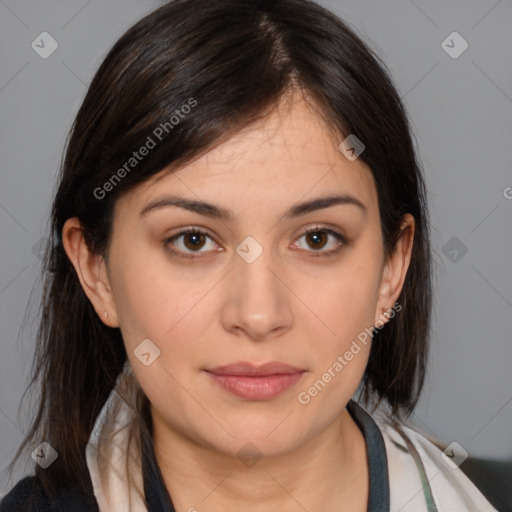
0,399,390,511
0,477,98,512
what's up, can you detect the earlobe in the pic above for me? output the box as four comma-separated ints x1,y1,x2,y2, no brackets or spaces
374,214,415,326
61,218,119,327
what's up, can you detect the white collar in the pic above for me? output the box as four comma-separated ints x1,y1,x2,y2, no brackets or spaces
85,364,496,512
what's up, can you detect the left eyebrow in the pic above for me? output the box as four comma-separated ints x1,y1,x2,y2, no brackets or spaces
281,193,367,220
139,193,367,221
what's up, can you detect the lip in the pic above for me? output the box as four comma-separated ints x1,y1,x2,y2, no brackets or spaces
204,361,306,400
207,361,305,376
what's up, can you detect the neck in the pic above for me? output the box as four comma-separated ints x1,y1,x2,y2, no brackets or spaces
151,405,369,512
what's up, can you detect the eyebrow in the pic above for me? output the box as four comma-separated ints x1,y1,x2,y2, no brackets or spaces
139,193,367,221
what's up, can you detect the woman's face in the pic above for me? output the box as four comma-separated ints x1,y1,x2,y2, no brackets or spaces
93,94,412,457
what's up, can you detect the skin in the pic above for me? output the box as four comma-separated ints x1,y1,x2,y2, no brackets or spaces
63,91,414,512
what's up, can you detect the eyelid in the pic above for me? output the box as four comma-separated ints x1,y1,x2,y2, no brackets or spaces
163,227,220,259
291,226,347,258
163,224,348,259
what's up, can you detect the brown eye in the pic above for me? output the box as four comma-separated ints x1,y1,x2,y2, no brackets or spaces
182,231,207,251
293,227,347,257
164,228,218,259
305,230,329,250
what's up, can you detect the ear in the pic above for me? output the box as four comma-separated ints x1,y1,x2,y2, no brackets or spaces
61,217,119,327
374,213,415,326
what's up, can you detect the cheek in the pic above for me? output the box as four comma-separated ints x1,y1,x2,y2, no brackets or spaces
293,245,382,402
303,252,381,346
295,279,378,418
112,258,215,423
107,244,205,363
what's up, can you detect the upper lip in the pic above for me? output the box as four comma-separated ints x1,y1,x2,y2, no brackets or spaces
206,361,305,377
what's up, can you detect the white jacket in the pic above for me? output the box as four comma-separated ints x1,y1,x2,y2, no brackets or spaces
372,410,498,511
85,364,499,512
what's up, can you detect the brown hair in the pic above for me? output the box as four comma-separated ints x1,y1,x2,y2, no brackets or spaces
5,0,432,501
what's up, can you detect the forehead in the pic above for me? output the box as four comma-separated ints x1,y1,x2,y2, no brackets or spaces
117,95,378,219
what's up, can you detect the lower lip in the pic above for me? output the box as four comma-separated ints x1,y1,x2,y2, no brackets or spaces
205,371,305,400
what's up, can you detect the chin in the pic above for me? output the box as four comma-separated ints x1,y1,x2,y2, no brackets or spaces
213,414,307,455
207,432,303,464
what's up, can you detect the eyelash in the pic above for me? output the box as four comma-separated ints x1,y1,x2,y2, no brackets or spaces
163,226,348,261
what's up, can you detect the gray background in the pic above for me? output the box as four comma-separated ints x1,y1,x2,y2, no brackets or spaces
1,0,511,495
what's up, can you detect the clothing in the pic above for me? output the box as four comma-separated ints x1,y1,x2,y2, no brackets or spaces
138,396,391,512
0,363,498,511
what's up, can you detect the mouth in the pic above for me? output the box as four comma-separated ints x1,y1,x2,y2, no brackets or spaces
204,361,306,401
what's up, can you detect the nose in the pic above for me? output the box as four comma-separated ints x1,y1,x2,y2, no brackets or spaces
220,237,294,342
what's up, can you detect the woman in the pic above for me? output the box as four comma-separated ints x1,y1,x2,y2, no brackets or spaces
0,0,497,510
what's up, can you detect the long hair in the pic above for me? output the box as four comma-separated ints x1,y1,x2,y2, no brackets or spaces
5,0,432,501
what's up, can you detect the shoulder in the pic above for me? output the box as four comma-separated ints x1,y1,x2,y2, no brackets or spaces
370,411,498,512
0,476,99,512
0,477,47,512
